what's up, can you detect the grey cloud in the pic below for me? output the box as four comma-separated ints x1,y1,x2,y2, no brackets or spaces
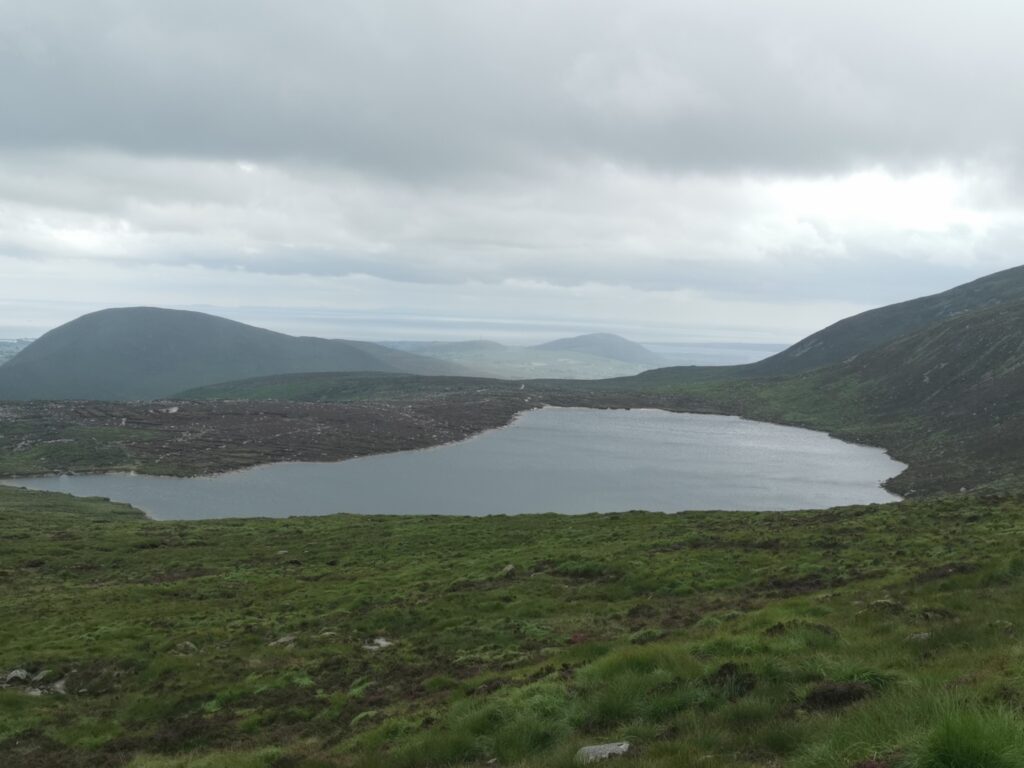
2,1,1024,179
2,1,1023,345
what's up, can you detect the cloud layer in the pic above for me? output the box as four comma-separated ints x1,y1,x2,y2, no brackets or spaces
1,1,1022,340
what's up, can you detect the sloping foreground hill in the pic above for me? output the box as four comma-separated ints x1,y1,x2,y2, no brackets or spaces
748,262,1024,375
0,307,471,401
4,485,1024,767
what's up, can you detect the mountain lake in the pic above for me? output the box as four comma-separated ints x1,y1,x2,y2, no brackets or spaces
1,407,906,519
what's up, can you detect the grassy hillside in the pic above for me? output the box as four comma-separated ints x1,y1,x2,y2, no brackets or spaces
748,263,1024,376
632,299,1024,495
0,308,471,401
4,485,1024,768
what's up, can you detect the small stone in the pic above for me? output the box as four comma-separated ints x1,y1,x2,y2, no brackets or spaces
31,669,52,683
268,634,297,647
499,563,516,578
51,679,67,695
907,632,931,642
362,637,393,652
174,641,199,655
5,669,30,685
575,742,631,763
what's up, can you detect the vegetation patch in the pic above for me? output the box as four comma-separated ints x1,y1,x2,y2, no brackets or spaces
4,486,1024,765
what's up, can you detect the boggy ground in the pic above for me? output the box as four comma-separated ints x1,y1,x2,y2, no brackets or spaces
0,386,709,479
4,485,1024,767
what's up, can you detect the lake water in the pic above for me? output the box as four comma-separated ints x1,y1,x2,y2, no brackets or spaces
2,407,905,519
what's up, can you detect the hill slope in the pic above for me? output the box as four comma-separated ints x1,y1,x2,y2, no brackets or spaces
750,263,1024,375
532,332,664,365
0,308,471,401
635,297,1024,494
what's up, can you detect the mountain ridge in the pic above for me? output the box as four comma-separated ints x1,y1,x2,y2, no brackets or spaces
0,307,473,401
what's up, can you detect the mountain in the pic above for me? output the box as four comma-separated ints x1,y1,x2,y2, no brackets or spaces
532,333,664,365
749,264,1024,376
0,307,472,401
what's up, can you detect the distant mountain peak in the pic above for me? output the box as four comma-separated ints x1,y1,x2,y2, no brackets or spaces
532,333,663,365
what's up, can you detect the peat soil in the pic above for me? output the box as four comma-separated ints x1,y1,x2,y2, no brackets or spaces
0,389,707,478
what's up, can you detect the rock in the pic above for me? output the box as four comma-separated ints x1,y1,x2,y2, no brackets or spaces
31,669,52,683
268,634,297,647
5,669,30,685
174,641,199,655
362,637,393,651
51,678,67,695
575,742,631,763
907,632,931,642
499,563,516,578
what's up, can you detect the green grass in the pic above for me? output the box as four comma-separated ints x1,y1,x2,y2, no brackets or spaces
6,486,1024,766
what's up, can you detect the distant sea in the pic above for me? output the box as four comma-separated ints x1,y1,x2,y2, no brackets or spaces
644,342,787,367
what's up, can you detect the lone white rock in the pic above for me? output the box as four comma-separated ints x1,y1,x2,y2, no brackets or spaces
575,742,631,763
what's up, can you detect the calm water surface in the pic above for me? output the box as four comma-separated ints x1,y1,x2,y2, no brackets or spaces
3,408,905,519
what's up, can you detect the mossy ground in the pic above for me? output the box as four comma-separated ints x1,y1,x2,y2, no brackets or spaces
4,486,1024,766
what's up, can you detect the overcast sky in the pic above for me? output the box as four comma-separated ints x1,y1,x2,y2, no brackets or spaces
2,1,1023,343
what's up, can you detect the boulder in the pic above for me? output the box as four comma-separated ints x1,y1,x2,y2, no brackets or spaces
4,669,30,685
575,742,631,763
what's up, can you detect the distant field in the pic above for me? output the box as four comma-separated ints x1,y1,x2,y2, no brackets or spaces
4,486,1024,767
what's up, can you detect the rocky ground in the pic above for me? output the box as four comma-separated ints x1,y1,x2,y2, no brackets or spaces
0,388,709,478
